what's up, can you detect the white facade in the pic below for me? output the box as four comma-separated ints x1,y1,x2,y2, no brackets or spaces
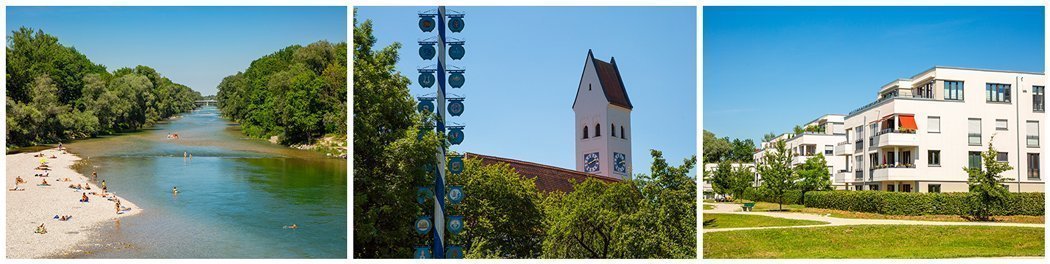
840,67,1045,193
574,50,633,180
753,115,849,190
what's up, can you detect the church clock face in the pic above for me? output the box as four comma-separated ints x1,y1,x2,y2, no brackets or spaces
614,152,627,174
584,152,600,173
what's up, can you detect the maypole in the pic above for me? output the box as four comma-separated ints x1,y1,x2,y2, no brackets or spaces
414,6,466,259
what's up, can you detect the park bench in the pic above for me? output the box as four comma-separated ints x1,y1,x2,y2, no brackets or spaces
742,202,755,212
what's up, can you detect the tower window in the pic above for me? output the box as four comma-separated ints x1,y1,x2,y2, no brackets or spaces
583,126,589,139
612,123,616,137
595,123,601,137
588,84,592,91
621,126,625,139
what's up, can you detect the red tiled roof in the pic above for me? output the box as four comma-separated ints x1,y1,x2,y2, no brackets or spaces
591,56,633,110
464,152,621,193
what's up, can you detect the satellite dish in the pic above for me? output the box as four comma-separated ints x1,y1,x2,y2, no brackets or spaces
448,17,465,32
419,16,436,32
449,44,465,60
419,44,436,60
418,72,435,88
448,72,465,88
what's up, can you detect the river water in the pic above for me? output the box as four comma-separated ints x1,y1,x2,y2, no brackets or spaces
63,106,346,258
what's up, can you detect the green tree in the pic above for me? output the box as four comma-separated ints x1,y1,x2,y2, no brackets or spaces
756,140,796,210
447,158,545,258
352,10,441,258
762,132,777,142
727,165,754,201
796,153,831,204
543,150,696,258
964,139,1014,221
702,130,730,163
730,138,756,162
709,160,732,199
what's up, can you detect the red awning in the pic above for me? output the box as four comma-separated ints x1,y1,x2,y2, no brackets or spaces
899,115,917,130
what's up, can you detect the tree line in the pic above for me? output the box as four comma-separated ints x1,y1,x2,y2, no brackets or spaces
704,139,832,210
6,27,202,148
702,130,756,163
353,13,696,258
215,40,347,146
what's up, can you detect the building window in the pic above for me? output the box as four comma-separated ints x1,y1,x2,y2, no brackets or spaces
887,185,896,192
968,118,981,146
902,184,912,193
968,151,982,169
945,81,964,101
986,83,1011,103
1027,121,1039,148
928,116,940,133
869,184,880,191
824,145,834,156
928,150,941,166
583,126,589,139
997,152,1008,163
881,90,898,100
595,123,601,137
916,82,934,99
1029,153,1041,180
1034,86,1045,112
928,184,941,193
995,119,1008,131
620,126,625,139
611,123,616,137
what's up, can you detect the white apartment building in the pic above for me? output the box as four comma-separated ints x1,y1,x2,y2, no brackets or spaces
753,114,850,190
702,162,757,199
838,66,1045,193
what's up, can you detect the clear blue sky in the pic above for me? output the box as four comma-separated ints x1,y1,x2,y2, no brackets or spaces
704,6,1044,143
6,6,347,96
357,6,697,175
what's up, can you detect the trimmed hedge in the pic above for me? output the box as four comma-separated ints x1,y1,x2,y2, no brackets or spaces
741,188,802,205
804,191,1045,216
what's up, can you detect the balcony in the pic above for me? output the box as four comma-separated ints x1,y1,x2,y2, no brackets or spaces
871,164,918,181
834,142,853,156
791,155,811,165
834,170,851,183
876,129,918,147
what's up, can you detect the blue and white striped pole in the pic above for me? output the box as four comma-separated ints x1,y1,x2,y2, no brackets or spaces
431,5,448,259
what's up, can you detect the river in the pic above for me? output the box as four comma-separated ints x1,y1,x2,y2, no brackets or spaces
62,106,346,258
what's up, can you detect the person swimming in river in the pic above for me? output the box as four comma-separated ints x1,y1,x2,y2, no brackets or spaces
284,224,298,229
172,186,178,194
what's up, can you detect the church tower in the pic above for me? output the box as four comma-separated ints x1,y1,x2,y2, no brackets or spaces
572,50,633,180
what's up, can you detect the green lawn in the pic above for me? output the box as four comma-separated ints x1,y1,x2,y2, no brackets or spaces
704,225,1045,258
727,201,1044,224
703,213,827,229
703,204,715,210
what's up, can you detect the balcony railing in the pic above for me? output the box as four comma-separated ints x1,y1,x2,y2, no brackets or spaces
873,163,916,169
875,128,917,136
854,171,863,181
854,140,863,152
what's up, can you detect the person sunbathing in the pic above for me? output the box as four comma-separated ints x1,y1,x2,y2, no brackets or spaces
39,179,50,186
35,223,47,234
16,176,25,184
80,193,89,202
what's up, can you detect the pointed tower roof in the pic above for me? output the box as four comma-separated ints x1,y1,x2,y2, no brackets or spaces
573,50,634,110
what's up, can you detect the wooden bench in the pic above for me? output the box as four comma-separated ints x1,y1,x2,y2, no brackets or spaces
742,202,755,212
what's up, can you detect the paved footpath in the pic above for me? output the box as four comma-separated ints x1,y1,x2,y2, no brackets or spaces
703,202,1044,233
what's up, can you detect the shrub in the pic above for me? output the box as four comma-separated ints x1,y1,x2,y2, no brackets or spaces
804,191,1044,216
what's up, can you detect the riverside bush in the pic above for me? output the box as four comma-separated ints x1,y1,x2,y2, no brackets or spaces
804,191,1044,216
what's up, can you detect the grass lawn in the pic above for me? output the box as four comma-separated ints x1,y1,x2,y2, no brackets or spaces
704,225,1045,258
704,204,715,210
732,201,1044,224
703,213,827,229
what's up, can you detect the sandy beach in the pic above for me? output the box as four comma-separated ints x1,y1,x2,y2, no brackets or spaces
6,148,141,258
